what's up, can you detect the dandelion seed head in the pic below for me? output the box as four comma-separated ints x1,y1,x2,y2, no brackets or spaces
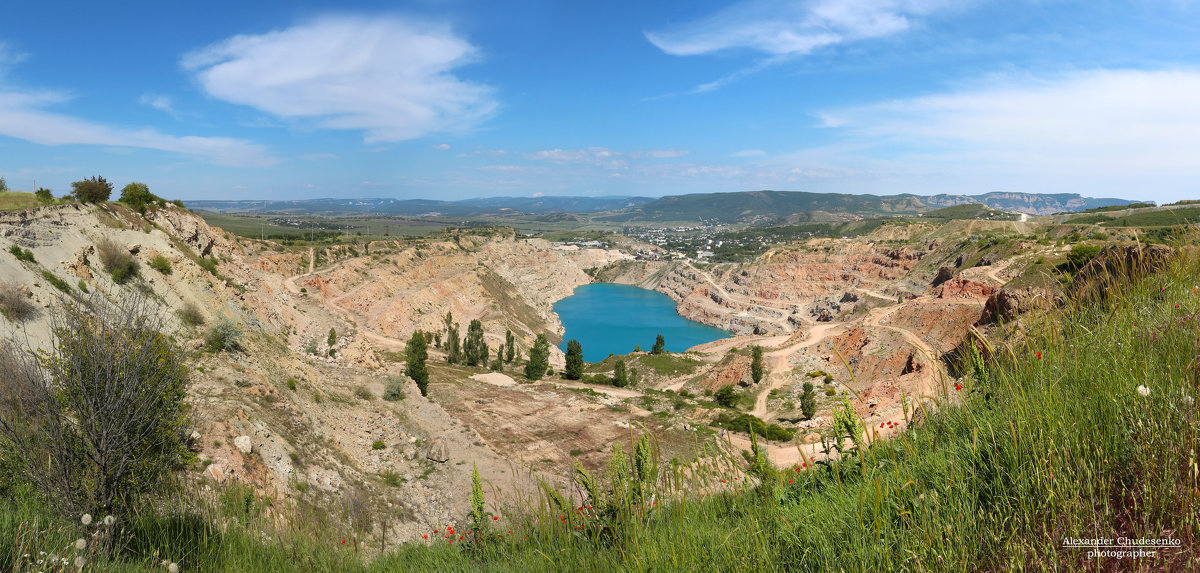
74,538,86,550
169,562,179,573
80,514,92,526
74,556,86,568
104,515,114,526
1137,385,1151,397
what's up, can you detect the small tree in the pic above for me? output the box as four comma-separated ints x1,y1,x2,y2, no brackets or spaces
118,182,158,214
0,177,7,191
564,339,584,380
801,382,816,420
0,293,190,518
35,188,53,204
651,334,665,355
751,345,764,384
714,385,738,408
327,327,337,348
525,334,550,380
446,323,461,364
70,176,113,203
464,319,485,366
405,331,429,397
505,329,515,363
612,359,628,388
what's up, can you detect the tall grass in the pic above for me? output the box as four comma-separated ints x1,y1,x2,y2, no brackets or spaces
2,247,1197,571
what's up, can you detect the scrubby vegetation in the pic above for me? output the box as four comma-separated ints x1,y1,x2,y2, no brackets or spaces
96,238,138,284
0,281,34,321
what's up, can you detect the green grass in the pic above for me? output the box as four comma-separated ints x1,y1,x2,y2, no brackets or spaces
2,244,1198,571
0,191,41,211
1100,206,1200,227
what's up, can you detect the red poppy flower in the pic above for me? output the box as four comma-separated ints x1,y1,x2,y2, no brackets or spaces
423,534,428,539
341,539,346,544
1176,304,1181,309
1133,322,1137,326
795,467,802,472
789,479,794,484
1036,352,1041,359
955,384,962,391
493,516,499,520
802,462,807,468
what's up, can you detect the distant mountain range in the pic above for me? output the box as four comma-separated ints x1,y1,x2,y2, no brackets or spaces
188,191,1136,223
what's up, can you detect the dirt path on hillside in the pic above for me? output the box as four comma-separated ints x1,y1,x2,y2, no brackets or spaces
750,322,845,419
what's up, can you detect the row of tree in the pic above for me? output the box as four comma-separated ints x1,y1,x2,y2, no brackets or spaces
23,175,174,213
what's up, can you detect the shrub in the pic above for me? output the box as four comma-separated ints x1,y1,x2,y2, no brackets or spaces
286,377,297,391
40,270,70,293
304,338,319,355
177,302,205,327
148,255,172,275
381,469,402,487
70,175,113,203
8,244,35,263
371,439,386,450
825,386,837,396
96,238,137,284
0,292,191,518
76,280,88,293
118,182,160,214
714,385,739,408
713,412,794,441
0,282,34,322
205,319,242,352
354,385,373,401
383,376,407,401
197,256,219,276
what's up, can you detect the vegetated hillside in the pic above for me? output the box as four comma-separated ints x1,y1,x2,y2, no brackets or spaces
189,195,654,217
619,190,1133,224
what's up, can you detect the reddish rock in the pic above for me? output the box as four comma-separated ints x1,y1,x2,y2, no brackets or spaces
937,277,996,299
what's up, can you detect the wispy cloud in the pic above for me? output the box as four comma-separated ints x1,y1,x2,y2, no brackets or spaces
182,15,497,143
635,148,690,159
730,149,767,158
138,93,177,116
0,42,28,77
647,0,964,92
0,80,274,167
432,143,451,150
816,69,1200,176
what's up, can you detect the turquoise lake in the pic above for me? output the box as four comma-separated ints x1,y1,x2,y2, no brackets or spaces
554,283,732,362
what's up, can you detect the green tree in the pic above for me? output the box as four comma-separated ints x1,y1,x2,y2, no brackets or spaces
564,339,584,380
70,175,113,203
405,331,429,397
801,382,817,420
612,359,629,388
34,188,53,204
651,334,666,355
118,182,158,214
504,328,515,363
327,327,337,348
444,312,461,364
0,177,7,191
751,345,764,384
525,334,550,380
714,385,738,408
464,319,486,366
0,293,190,518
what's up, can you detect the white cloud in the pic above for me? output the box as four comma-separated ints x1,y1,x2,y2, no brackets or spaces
817,69,1200,177
730,149,767,157
0,88,275,167
182,15,497,142
432,143,451,150
0,42,28,77
527,147,620,162
647,0,958,56
138,93,176,115
636,148,690,159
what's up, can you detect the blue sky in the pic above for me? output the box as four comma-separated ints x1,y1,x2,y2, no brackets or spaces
1,1,1199,203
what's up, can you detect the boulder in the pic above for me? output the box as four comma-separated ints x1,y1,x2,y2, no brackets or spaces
976,288,1064,325
937,276,996,299
1074,244,1174,300
233,435,253,454
426,438,450,463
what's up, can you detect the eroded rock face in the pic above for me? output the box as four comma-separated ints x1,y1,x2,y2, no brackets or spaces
234,435,253,454
932,266,955,287
1074,245,1174,300
976,288,1064,325
937,277,996,299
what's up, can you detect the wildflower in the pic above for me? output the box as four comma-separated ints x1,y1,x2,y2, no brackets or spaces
493,515,499,520
795,467,801,472
104,515,114,526
788,479,794,484
341,539,346,544
1137,385,1151,397
169,563,179,573
75,538,87,550
1133,322,1137,326
1176,304,1181,309
1036,352,1041,359
955,384,962,391
80,514,92,526
423,534,428,539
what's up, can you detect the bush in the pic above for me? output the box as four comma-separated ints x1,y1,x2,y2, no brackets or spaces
205,319,241,352
177,302,205,327
0,282,34,322
383,376,407,401
40,270,70,293
354,385,373,401
381,469,402,487
96,238,137,284
70,175,113,203
371,439,386,450
34,188,53,204
8,244,35,263
197,256,219,276
76,280,88,293
714,385,739,408
118,182,160,214
148,255,172,275
286,377,297,391
0,292,191,518
713,412,794,441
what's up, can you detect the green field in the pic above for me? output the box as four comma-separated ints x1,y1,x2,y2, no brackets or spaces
0,191,41,211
